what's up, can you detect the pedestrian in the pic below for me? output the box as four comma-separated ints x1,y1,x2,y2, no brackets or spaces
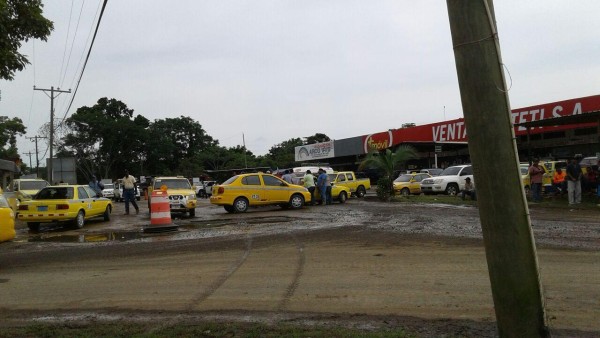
325,172,333,205
122,169,139,215
566,155,583,205
528,159,544,202
88,175,104,196
303,170,316,205
552,167,566,196
460,177,476,200
316,168,328,205
282,169,294,184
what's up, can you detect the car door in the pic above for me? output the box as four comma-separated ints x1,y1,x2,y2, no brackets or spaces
261,174,289,203
82,186,102,216
238,174,264,205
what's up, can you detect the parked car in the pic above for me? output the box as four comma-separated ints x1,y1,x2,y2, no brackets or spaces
210,173,311,213
313,183,351,204
196,180,216,198
393,172,431,196
148,176,197,216
328,171,371,198
420,165,474,195
419,168,443,176
0,194,16,242
113,181,141,201
7,178,50,201
102,183,116,199
17,185,112,231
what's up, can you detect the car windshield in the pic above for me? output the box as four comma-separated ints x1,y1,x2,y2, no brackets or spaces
394,175,412,183
520,167,529,175
153,179,191,189
440,166,462,176
35,187,74,199
20,180,49,190
0,195,9,208
104,184,114,189
425,169,443,175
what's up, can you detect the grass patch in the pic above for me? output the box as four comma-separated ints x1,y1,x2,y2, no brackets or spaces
0,322,413,338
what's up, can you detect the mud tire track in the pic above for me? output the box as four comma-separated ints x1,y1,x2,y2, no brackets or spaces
277,232,305,311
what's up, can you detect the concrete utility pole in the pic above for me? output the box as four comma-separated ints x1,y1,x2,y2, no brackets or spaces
24,151,34,170
33,86,71,183
28,135,47,178
446,1,548,337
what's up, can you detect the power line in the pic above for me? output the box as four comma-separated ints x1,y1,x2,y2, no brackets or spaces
60,0,87,88
59,0,108,125
58,0,75,86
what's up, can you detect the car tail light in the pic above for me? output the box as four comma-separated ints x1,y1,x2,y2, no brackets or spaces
18,205,28,211
217,187,224,194
56,204,69,210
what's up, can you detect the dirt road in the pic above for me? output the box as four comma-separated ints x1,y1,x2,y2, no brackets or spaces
1,198,599,337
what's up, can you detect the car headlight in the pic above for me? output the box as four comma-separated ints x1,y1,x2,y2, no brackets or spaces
188,194,196,200
433,179,444,184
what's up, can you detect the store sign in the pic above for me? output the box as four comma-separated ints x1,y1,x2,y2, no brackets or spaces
363,131,393,153
295,141,335,161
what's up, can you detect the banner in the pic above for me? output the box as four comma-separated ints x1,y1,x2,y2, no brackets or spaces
295,141,335,161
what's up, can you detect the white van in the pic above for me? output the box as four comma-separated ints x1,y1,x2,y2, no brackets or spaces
290,166,334,185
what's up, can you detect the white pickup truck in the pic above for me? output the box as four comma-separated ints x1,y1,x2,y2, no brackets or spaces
420,165,474,196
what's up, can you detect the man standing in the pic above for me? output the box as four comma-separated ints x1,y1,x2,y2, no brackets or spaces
282,169,294,184
528,159,543,203
566,155,583,205
303,170,316,205
316,168,328,205
122,169,139,215
88,175,104,196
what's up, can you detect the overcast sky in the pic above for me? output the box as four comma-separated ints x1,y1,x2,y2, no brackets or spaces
2,1,600,162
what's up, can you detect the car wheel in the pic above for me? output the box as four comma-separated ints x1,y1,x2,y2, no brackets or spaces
27,222,40,232
289,194,305,209
73,210,85,229
356,186,366,198
401,188,410,197
338,191,347,204
233,197,249,213
224,205,234,213
446,184,459,196
189,208,196,217
103,205,111,221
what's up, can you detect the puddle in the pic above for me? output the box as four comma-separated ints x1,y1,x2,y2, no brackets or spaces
28,231,147,243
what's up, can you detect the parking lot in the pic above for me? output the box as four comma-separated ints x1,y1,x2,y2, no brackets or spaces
1,197,599,337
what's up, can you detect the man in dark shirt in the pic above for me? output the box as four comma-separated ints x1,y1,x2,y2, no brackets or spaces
566,155,583,205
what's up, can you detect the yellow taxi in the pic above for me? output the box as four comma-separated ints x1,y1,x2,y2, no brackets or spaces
8,178,50,201
0,194,16,242
210,173,311,213
148,177,197,216
313,183,351,204
521,162,555,194
393,172,431,196
17,185,112,231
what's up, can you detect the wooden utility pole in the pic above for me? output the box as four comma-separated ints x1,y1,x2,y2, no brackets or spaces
446,1,548,337
28,135,47,178
33,86,71,183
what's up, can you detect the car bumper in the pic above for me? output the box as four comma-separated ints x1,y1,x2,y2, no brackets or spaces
420,185,443,193
18,211,79,222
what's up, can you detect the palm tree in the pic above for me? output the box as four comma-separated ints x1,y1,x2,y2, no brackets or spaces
359,145,416,200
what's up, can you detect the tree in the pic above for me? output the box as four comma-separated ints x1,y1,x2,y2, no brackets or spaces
0,0,54,80
0,116,26,160
304,133,330,145
359,145,416,201
263,137,303,168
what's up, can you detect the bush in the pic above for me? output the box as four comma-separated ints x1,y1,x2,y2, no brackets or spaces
376,176,393,201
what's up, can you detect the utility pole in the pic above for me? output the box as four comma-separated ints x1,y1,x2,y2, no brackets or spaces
446,1,548,337
24,151,34,170
33,86,71,183
28,135,47,178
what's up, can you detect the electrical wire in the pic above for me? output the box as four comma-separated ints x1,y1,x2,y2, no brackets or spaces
59,0,108,125
58,0,75,86
60,0,86,88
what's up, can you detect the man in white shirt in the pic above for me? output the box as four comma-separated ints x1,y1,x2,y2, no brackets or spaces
123,169,139,215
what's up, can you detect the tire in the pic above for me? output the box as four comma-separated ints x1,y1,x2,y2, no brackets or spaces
27,222,40,232
233,197,249,213
224,205,234,213
73,210,85,229
289,194,305,209
445,184,459,196
189,208,196,217
338,191,347,204
103,205,111,221
356,186,366,198
401,188,410,197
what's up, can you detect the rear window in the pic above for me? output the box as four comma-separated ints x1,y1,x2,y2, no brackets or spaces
20,180,49,190
36,187,74,200
222,176,238,185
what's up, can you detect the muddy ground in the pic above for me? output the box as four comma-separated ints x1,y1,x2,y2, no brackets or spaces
0,196,599,337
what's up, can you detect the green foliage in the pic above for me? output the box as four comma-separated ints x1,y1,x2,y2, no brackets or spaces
359,145,416,200
0,0,54,80
376,176,393,201
0,116,26,160
264,137,303,168
304,133,330,145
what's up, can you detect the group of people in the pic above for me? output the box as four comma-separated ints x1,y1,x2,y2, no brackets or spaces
531,155,600,206
88,169,139,215
301,169,332,205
